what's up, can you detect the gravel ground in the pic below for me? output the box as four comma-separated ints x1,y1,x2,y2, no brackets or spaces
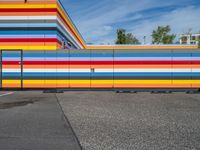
57,92,200,150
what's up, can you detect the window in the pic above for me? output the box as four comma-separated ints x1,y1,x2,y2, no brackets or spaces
191,36,196,40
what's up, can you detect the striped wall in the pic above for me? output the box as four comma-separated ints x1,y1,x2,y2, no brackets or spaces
1,49,200,89
0,0,85,50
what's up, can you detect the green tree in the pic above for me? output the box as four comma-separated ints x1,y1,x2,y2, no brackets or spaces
198,36,200,48
116,28,126,44
152,25,176,44
125,33,140,44
116,28,140,44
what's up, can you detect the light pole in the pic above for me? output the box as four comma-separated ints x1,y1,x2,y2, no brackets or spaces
143,36,146,45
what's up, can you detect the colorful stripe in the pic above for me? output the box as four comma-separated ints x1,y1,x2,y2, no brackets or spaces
1,49,200,89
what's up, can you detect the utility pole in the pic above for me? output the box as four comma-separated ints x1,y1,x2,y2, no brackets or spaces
143,36,146,45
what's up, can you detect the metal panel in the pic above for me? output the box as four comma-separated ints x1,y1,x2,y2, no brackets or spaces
172,50,192,88
69,49,91,88
114,49,172,88
192,50,200,88
45,50,57,88
23,50,45,88
91,49,114,88
0,50,2,89
2,50,22,89
57,49,69,88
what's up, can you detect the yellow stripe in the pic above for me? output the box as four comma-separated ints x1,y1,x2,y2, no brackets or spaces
23,80,44,84
0,4,57,9
22,80,200,85
0,46,57,50
24,80,90,84
114,80,172,84
3,80,21,84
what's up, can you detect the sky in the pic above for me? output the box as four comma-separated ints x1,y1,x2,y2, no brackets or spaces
60,0,200,45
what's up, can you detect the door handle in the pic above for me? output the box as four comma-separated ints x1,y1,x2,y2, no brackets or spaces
91,68,95,73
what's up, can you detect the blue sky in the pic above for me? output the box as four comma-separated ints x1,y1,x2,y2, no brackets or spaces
60,0,200,44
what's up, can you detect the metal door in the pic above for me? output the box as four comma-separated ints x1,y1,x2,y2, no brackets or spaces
91,50,114,88
1,50,22,89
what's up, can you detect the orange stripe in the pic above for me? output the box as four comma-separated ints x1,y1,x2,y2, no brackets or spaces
114,84,191,88
91,85,113,88
192,85,200,88
0,12,57,16
69,84,90,88
2,84,21,88
87,45,198,50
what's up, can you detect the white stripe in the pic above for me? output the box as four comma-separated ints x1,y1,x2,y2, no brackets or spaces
0,16,57,20
23,69,68,73
3,68,200,73
114,68,192,72
23,69,90,73
69,69,90,72
192,69,200,72
2,69,21,72
95,69,114,72
0,92,14,97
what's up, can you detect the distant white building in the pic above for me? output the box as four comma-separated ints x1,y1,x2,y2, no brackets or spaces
180,34,200,45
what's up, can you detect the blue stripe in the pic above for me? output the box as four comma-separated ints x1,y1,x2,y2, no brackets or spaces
192,53,200,57
114,73,200,76
23,53,69,57
3,53,199,58
114,53,192,57
70,54,91,57
2,73,21,76
0,31,57,35
2,54,21,57
91,54,113,57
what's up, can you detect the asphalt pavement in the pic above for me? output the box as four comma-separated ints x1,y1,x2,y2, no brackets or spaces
1,91,200,150
0,91,81,150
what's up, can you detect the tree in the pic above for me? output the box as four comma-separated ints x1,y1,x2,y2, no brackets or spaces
115,28,140,44
116,29,126,44
125,33,140,44
198,36,200,48
152,25,176,44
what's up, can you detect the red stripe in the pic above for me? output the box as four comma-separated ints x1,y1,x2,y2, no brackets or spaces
2,61,199,65
2,61,20,65
0,38,58,42
0,8,57,12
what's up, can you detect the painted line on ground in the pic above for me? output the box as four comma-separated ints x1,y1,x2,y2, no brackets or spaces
0,92,14,97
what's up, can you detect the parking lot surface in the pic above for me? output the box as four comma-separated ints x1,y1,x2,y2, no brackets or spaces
57,92,200,150
1,91,200,150
0,91,81,150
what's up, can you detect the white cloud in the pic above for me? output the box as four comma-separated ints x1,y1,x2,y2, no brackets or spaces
130,6,200,44
63,0,200,44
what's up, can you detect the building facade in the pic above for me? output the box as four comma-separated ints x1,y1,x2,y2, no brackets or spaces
0,0,86,50
180,34,200,45
0,0,200,90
